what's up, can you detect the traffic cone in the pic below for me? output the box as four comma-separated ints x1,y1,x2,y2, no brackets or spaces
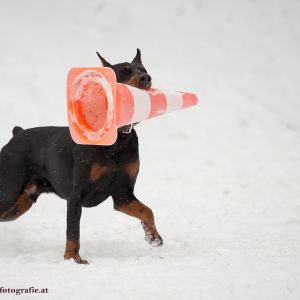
67,67,198,145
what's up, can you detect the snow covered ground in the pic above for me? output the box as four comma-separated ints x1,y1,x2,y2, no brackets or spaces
0,0,300,299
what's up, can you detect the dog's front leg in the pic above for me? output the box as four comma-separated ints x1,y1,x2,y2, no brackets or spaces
64,192,88,264
113,196,163,247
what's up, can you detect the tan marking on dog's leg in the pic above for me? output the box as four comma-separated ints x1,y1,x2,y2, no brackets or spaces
122,161,139,178
114,199,163,246
64,239,88,264
24,183,37,195
0,192,32,221
90,163,110,182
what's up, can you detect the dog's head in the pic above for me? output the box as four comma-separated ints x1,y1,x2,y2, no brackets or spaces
96,49,152,89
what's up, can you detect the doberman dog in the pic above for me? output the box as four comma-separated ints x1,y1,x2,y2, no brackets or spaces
0,49,162,264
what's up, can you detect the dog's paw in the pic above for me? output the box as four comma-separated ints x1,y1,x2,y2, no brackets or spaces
145,234,163,247
64,253,89,265
74,257,89,265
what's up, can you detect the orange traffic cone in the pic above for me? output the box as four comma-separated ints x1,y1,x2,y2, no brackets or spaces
67,67,198,145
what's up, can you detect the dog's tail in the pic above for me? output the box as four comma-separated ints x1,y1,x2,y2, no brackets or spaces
12,126,24,136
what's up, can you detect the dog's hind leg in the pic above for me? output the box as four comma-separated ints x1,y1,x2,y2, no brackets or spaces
0,130,38,222
0,181,37,222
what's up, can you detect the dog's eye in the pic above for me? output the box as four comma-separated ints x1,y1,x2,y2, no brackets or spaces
123,66,132,74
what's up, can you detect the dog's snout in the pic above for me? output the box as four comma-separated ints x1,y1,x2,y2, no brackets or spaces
139,74,152,87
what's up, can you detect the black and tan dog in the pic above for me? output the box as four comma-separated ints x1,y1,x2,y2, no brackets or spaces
0,49,162,264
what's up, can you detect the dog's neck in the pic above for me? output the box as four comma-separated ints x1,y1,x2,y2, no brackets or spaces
118,124,135,134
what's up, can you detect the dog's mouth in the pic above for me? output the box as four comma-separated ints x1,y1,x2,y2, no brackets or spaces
145,81,152,89
123,76,152,90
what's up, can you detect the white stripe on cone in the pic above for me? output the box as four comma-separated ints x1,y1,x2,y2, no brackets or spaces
165,91,184,113
127,85,151,124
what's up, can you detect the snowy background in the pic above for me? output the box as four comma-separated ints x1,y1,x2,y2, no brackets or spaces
0,0,300,299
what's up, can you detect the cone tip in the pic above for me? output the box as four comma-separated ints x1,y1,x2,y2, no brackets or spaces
182,92,198,108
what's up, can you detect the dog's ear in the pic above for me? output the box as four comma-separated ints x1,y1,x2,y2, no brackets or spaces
132,48,142,64
96,52,112,67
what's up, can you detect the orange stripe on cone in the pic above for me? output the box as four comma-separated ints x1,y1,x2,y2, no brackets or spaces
116,83,134,127
182,92,198,108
